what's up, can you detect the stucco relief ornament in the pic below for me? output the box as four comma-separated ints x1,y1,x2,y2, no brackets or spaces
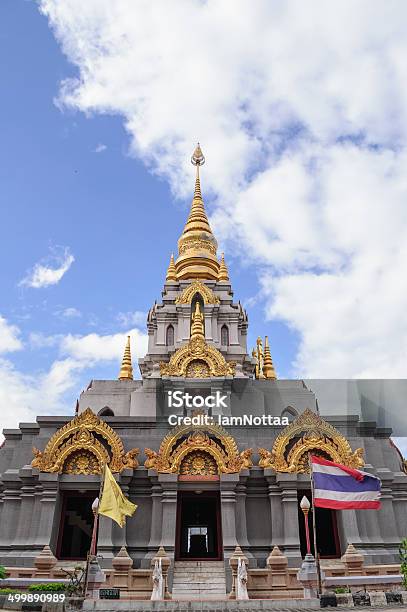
258,408,364,473
175,279,220,305
145,421,252,475
160,301,235,378
31,407,139,474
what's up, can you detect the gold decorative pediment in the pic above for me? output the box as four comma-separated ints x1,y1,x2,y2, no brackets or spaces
31,407,139,474
175,280,220,305
160,336,235,377
145,420,252,474
258,408,364,473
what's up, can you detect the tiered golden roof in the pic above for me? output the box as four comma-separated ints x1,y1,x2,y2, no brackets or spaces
118,335,133,380
172,144,224,281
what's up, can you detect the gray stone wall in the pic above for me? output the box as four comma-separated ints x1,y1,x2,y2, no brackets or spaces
1,379,407,569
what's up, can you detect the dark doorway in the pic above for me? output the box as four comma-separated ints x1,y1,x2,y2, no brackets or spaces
175,492,222,560
297,490,341,558
57,492,95,560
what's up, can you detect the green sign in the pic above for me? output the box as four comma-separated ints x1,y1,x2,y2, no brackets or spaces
99,588,120,599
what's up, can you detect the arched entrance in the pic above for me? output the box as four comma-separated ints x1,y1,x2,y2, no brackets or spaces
175,491,222,560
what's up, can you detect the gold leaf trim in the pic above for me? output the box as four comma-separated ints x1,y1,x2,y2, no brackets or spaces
175,280,220,305
31,407,139,474
160,336,235,378
258,408,364,473
145,420,252,474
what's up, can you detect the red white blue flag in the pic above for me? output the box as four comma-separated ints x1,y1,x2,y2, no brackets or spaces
311,456,381,510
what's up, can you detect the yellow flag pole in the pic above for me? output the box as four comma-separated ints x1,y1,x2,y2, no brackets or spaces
84,463,106,597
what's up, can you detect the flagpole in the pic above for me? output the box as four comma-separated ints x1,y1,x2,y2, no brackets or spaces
309,454,322,597
84,463,106,597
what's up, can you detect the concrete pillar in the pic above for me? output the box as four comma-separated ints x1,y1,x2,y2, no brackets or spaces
375,471,400,547
235,472,251,551
97,515,114,561
158,474,178,555
0,472,21,548
147,475,163,553
34,474,59,548
220,473,239,555
265,470,284,547
276,473,302,563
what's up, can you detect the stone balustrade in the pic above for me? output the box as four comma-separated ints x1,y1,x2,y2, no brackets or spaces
2,543,404,601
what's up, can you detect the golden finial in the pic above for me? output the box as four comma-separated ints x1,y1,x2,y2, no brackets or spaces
166,253,177,282
263,336,277,379
218,253,229,282
191,301,205,339
118,335,133,380
253,337,265,379
191,142,205,167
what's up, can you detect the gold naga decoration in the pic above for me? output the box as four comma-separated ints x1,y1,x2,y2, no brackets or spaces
252,336,277,379
175,279,220,305
258,408,364,473
160,301,235,377
31,407,139,475
145,417,252,475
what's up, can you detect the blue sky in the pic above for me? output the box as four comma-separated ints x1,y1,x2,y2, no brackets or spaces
1,1,407,445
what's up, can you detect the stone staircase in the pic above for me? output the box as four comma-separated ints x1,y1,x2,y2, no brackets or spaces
172,560,227,600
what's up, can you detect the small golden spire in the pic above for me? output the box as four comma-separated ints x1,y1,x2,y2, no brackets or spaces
263,336,277,379
218,253,230,282
118,335,133,380
252,337,265,379
191,301,205,339
166,253,177,282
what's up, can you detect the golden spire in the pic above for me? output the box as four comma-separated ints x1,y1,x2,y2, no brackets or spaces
263,336,277,379
190,301,205,339
218,253,229,282
118,335,133,380
174,144,220,281
166,253,177,282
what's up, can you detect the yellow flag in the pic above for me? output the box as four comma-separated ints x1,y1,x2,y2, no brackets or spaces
98,464,137,528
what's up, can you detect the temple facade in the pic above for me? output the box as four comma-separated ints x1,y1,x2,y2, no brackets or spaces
1,145,407,597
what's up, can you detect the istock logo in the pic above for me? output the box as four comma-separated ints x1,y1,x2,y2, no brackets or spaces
167,391,227,409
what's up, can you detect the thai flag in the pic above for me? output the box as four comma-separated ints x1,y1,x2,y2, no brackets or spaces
311,456,381,510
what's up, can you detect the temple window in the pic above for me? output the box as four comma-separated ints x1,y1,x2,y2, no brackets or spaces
98,406,114,417
221,325,229,347
166,324,175,346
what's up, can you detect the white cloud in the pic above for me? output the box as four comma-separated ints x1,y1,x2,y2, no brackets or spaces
0,315,23,354
93,143,107,153
117,311,146,327
59,307,82,318
39,0,407,377
0,327,148,441
60,328,148,362
29,332,60,349
19,247,75,289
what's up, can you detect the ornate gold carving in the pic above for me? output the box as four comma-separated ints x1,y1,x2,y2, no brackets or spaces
258,408,364,473
175,280,220,305
252,337,266,379
144,421,252,474
160,336,235,377
63,450,100,475
180,450,218,475
31,407,139,474
178,238,217,256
